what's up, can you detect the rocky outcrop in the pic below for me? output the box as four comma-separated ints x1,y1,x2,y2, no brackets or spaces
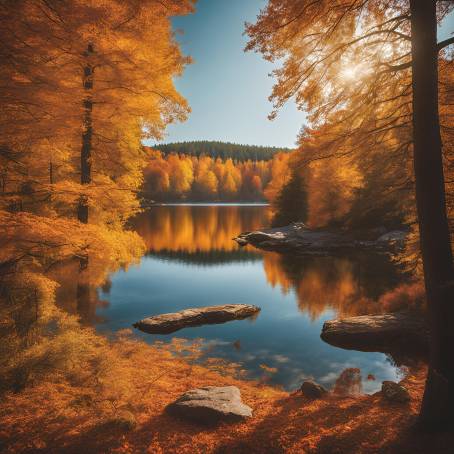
133,304,260,334
166,386,252,424
376,230,406,246
300,381,328,399
381,381,411,403
234,223,406,255
320,312,429,352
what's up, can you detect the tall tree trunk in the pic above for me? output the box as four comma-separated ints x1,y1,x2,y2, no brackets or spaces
77,44,94,297
410,0,454,427
77,43,94,225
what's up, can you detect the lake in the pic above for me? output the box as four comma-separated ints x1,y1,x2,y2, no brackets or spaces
94,205,407,392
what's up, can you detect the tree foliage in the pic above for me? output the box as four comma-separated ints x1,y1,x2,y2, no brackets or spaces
0,0,194,397
143,148,273,201
246,0,454,425
156,140,292,161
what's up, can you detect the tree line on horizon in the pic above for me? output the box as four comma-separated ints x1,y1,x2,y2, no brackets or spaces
143,147,276,202
155,140,292,161
142,142,405,232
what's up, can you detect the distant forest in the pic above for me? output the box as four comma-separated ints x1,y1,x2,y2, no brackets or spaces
154,141,292,161
142,148,282,202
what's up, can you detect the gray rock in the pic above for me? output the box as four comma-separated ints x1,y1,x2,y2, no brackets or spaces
300,380,328,399
234,225,407,255
235,225,366,254
234,236,249,246
167,386,252,424
381,381,411,403
133,304,260,334
321,312,429,352
377,230,407,244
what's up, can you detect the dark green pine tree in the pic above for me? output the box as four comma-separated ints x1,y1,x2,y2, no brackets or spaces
272,170,308,227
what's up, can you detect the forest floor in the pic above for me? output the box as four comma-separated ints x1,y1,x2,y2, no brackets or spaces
0,329,452,454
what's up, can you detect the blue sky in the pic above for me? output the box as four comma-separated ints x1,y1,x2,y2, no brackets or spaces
152,0,304,149
151,1,454,149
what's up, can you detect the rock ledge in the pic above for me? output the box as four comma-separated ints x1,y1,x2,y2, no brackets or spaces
234,224,406,255
321,312,428,352
133,304,260,334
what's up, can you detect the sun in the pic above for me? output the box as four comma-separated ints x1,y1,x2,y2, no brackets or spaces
341,66,359,80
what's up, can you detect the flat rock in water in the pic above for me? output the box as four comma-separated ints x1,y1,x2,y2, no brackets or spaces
320,312,428,352
133,304,260,334
166,386,252,424
233,224,407,255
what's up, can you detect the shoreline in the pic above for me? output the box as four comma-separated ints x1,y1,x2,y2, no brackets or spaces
234,223,407,255
152,202,270,207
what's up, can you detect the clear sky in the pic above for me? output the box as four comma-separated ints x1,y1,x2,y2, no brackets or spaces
152,0,305,149
151,1,454,149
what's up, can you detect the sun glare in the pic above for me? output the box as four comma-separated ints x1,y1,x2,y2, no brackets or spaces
341,66,359,81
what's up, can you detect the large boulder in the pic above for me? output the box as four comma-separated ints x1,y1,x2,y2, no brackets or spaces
300,380,328,399
166,386,252,424
321,312,428,353
133,304,260,334
381,381,411,403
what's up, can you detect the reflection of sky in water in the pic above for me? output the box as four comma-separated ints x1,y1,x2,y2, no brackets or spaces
97,208,404,393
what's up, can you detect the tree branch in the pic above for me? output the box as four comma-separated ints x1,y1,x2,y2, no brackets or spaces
438,37,454,51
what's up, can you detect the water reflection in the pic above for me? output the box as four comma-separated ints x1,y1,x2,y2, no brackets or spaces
1,205,412,395
92,205,410,391
333,368,363,396
134,205,402,320
135,205,269,254
47,259,109,325
262,252,402,320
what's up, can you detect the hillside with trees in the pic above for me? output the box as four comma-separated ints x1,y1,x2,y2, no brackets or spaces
155,140,292,161
143,147,283,202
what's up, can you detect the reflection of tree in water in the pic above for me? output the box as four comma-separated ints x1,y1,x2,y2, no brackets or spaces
263,252,406,320
134,205,270,254
47,259,111,325
150,249,261,266
333,368,363,396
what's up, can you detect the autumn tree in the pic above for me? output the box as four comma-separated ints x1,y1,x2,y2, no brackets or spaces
142,150,275,202
0,0,194,337
264,152,291,203
247,0,454,426
168,154,194,197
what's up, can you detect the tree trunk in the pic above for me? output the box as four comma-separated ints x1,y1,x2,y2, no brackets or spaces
77,43,94,224
77,44,94,287
410,0,454,427
48,159,53,204
49,160,53,185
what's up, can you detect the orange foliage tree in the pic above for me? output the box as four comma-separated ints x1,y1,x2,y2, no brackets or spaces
246,0,454,425
0,0,194,381
143,149,275,202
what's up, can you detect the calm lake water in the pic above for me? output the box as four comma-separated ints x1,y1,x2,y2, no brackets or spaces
95,205,407,392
